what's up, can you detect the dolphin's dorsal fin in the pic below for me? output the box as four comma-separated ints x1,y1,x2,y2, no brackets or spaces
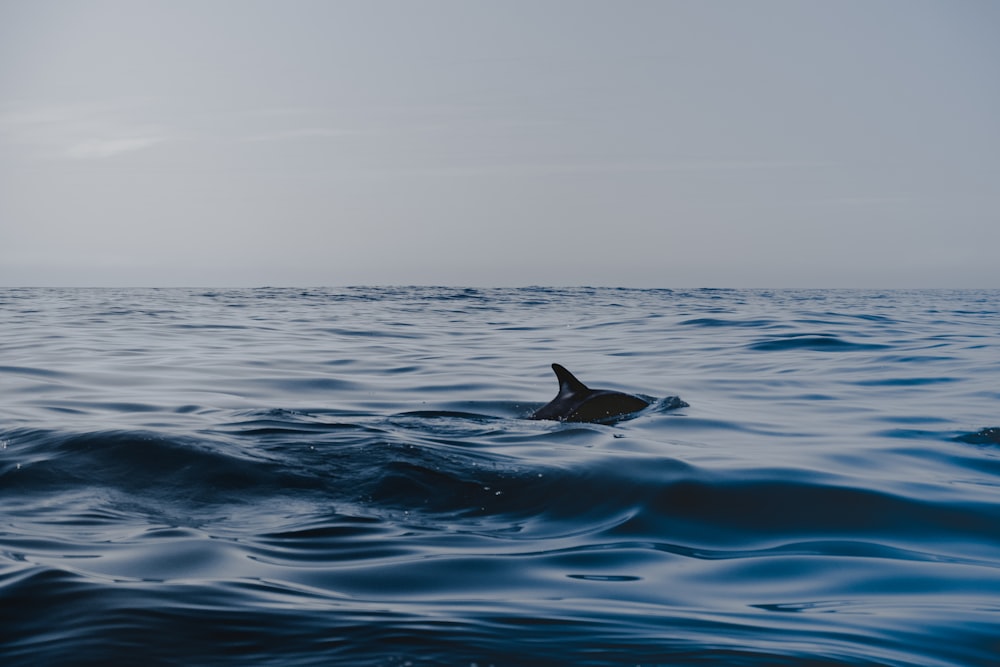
552,363,589,395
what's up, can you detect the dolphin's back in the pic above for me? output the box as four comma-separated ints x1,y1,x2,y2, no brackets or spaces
559,389,650,422
531,363,650,423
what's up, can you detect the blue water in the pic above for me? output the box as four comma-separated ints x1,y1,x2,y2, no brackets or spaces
2,287,999,666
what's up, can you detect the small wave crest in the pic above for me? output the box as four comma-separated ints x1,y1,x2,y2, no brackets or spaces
954,427,1000,445
1,428,323,507
748,333,889,352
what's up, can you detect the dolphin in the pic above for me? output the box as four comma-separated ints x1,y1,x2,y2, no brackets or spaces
530,363,652,423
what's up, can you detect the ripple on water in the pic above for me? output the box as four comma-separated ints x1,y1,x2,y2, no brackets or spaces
2,287,1000,666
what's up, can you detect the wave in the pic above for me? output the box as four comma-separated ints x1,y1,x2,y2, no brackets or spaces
6,416,998,554
1,428,324,509
748,334,889,352
955,427,1000,445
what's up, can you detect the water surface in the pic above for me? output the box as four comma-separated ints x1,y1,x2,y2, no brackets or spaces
2,287,999,665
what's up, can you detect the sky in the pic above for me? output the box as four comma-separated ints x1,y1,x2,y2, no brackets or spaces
1,0,998,288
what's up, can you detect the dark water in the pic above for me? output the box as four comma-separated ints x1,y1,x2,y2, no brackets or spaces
2,287,999,666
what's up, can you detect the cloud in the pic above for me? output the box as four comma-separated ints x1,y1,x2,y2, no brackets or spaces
65,135,165,159
0,101,167,160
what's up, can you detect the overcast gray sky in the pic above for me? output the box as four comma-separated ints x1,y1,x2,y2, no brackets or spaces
1,0,998,287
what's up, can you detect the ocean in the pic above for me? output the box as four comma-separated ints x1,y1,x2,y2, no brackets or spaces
2,287,999,666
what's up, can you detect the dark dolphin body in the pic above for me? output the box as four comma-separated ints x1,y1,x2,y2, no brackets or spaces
530,363,652,423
